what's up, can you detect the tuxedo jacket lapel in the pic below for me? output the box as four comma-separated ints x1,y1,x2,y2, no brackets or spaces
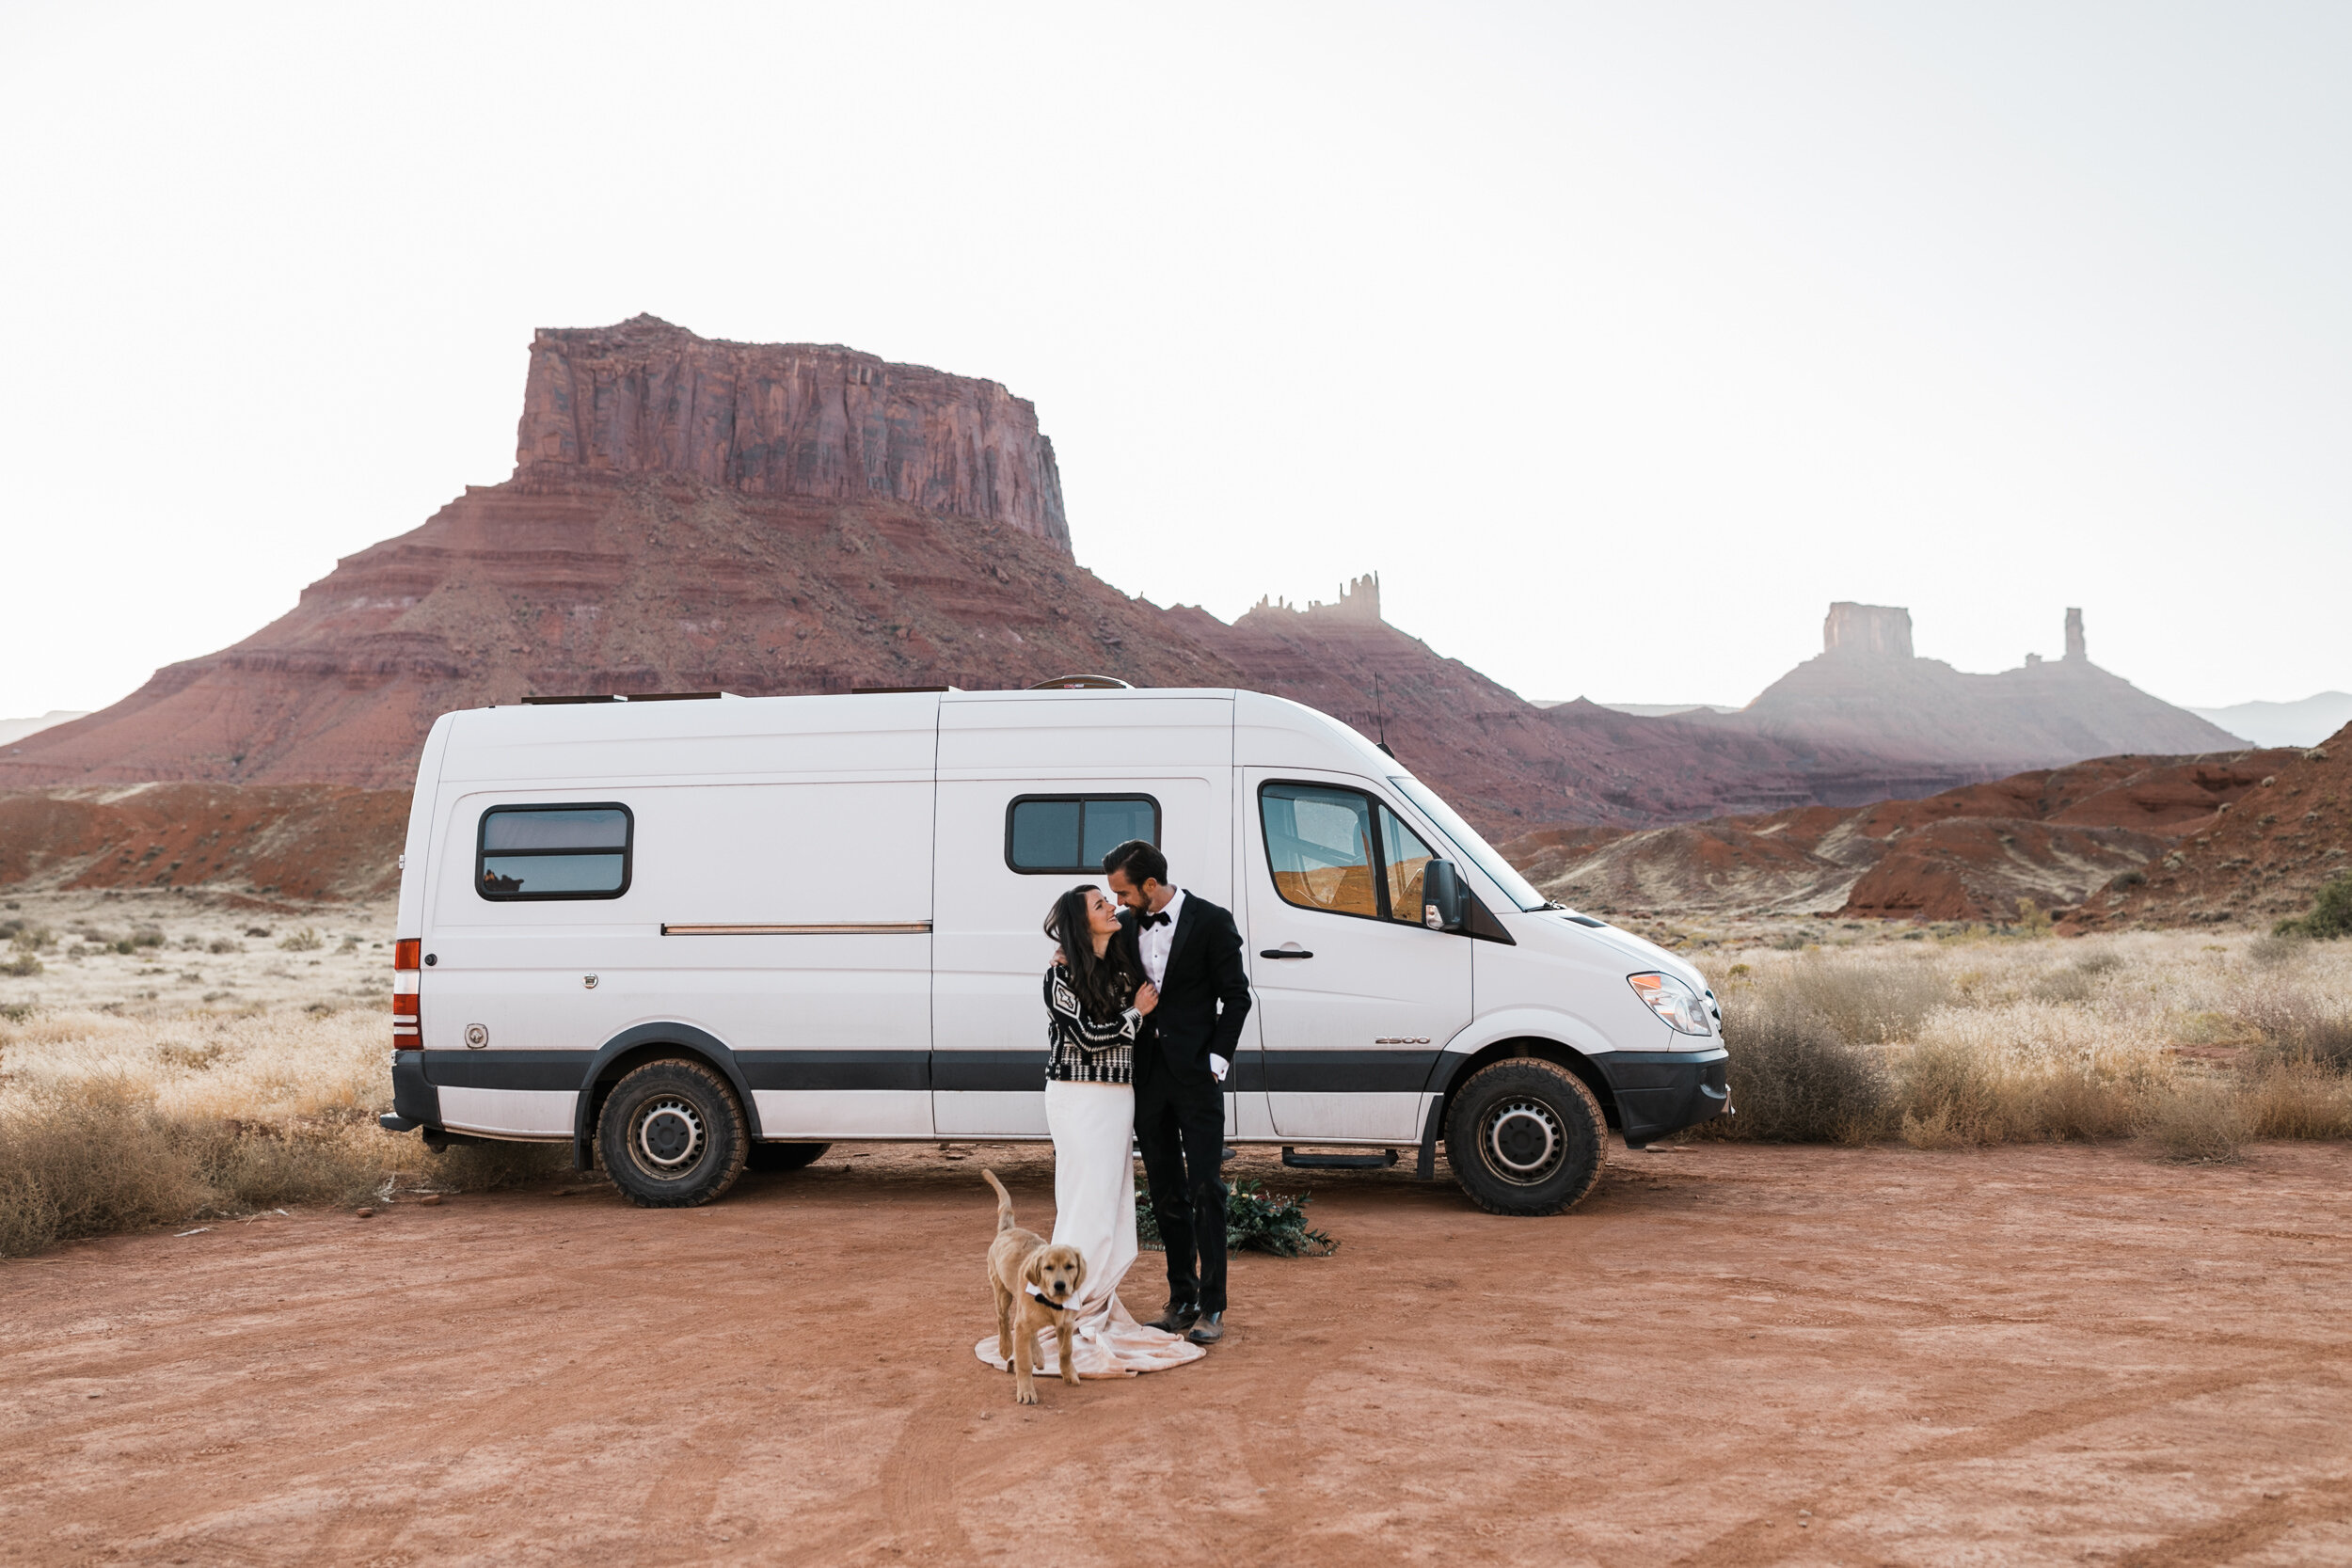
1164,897,1199,983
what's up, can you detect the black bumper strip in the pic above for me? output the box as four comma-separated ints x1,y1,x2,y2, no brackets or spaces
1596,1047,1730,1145
391,1050,439,1127
738,1050,930,1093
1261,1049,1440,1095
422,1050,596,1092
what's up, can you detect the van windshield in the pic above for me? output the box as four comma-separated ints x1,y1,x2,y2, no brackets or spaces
1388,775,1549,912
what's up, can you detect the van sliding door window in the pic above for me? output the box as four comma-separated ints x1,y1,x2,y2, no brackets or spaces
1005,795,1160,874
476,804,632,900
1259,784,1380,918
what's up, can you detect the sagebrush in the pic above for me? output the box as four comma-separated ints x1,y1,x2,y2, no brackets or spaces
1702,929,2352,1157
0,1006,564,1256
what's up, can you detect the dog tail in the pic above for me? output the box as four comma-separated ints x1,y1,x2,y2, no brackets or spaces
981,1167,1015,1232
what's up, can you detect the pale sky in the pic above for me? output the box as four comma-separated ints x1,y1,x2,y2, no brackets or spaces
3,1,2345,721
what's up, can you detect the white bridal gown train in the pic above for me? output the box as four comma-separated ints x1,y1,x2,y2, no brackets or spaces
974,1081,1205,1378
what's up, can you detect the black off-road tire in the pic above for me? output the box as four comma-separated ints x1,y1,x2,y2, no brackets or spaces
747,1141,832,1173
1445,1057,1610,1216
596,1058,749,1208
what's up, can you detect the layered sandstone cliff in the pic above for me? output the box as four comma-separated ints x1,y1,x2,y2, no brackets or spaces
514,317,1070,549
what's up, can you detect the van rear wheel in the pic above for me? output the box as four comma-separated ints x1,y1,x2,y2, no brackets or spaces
1445,1057,1609,1216
597,1058,749,1208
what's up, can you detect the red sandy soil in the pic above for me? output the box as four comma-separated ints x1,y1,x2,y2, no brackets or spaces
4,1142,2349,1565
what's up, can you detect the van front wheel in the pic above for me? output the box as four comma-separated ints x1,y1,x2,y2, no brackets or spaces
597,1059,750,1208
1445,1058,1609,1216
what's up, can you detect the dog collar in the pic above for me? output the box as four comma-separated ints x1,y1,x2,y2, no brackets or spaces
1025,1288,1072,1311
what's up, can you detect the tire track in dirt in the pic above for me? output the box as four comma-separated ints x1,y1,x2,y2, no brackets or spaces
2110,1472,2352,1567
1673,1349,2352,1566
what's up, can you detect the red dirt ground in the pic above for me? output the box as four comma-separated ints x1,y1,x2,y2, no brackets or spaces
3,1142,2348,1566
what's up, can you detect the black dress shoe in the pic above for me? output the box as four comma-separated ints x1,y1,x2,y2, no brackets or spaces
1150,1301,1200,1334
1186,1311,1225,1345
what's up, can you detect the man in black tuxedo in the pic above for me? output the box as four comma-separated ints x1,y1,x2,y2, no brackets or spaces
1102,838,1252,1344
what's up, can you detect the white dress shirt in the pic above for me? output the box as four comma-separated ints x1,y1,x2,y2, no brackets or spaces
1136,888,1227,1082
1137,886,1184,988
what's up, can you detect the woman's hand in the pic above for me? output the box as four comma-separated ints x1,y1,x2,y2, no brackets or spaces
1133,981,1159,1017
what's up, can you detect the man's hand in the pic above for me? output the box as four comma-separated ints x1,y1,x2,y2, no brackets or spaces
1134,982,1159,1017
1210,1053,1229,1081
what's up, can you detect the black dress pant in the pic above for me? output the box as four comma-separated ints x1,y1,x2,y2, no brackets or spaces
1134,1055,1228,1314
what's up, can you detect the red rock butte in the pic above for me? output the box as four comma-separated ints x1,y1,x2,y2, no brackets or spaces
515,316,1070,549
0,320,2274,852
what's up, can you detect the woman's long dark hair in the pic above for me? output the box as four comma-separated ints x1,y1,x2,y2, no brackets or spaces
1045,884,1136,1021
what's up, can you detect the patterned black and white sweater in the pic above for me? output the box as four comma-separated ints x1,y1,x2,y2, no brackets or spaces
1043,961,1144,1085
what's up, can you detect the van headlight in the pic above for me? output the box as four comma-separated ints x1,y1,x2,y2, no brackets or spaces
1628,972,1712,1036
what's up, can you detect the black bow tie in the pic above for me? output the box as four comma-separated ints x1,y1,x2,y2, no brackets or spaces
1139,911,1171,929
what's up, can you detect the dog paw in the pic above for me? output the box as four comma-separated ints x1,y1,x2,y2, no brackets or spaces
1015,1387,1039,1405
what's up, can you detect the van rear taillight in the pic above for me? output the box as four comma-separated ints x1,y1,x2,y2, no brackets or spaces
394,939,421,972
393,990,420,1042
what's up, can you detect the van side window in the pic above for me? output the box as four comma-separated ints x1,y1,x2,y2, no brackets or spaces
1379,807,1437,925
1005,795,1160,874
476,804,632,900
1259,784,1379,918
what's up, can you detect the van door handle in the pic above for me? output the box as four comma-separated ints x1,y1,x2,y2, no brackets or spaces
1259,948,1313,959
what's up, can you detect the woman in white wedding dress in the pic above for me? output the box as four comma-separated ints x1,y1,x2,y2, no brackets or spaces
975,885,1204,1379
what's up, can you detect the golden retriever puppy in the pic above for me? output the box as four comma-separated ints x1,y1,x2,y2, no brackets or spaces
981,1168,1087,1403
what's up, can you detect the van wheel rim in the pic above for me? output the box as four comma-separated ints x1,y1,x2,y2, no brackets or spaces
1482,1100,1563,1184
636,1098,704,1171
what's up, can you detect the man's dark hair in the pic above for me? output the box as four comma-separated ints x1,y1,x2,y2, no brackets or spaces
1102,838,1168,889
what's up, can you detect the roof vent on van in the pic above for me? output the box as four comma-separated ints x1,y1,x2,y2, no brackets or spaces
1025,674,1134,690
518,691,729,705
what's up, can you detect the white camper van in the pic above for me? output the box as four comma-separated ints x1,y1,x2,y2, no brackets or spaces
382,685,1727,1215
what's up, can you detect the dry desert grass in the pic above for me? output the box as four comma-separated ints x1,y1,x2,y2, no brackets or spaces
1706,927,2352,1156
0,1005,564,1256
3,927,2347,1258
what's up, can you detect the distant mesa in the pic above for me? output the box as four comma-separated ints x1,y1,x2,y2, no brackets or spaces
1687,602,2246,775
1821,601,1915,659
2185,690,2352,749
516,315,1071,551
0,317,2281,844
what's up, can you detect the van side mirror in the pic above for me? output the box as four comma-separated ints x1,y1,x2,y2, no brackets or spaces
1421,860,1466,931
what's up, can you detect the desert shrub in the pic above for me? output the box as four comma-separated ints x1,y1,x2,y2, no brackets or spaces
186,1117,392,1210
1778,954,1949,1045
278,927,324,953
2275,873,2352,941
0,953,42,977
1898,1038,2011,1147
8,921,52,950
2236,984,2352,1073
2240,1061,2352,1140
131,927,165,948
244,926,272,939
1710,986,1891,1143
2149,1080,2248,1163
207,938,239,955
0,1079,205,1257
2247,932,2306,967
